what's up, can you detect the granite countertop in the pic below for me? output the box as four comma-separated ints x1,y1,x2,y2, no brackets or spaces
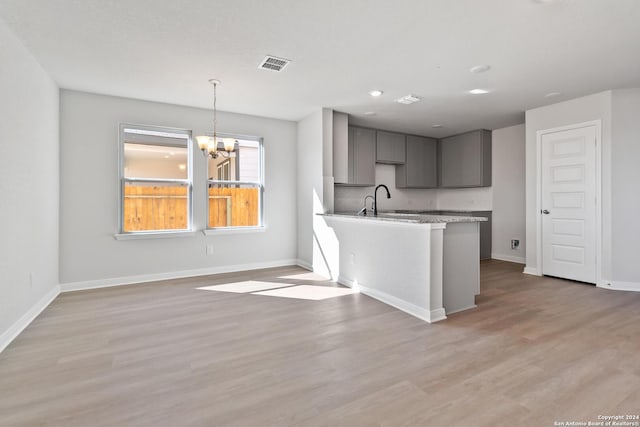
389,209,492,214
319,212,488,224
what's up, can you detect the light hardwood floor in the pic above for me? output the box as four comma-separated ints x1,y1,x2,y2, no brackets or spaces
1,261,639,426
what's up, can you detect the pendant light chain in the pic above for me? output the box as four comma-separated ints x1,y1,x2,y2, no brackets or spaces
195,79,226,159
213,81,217,145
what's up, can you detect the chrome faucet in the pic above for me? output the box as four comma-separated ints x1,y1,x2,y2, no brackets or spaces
361,195,374,216
373,184,391,216
357,195,375,216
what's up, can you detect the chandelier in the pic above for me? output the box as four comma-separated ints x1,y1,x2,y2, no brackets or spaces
196,79,237,159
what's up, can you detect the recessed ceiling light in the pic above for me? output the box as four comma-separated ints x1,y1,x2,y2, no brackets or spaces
469,89,489,95
432,124,443,128
363,111,376,116
396,94,421,105
470,65,491,74
163,155,170,159
369,90,383,97
545,92,561,98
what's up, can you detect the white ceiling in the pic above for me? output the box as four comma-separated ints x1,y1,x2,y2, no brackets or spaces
1,0,639,137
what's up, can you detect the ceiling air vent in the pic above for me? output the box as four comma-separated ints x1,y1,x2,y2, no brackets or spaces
258,55,291,72
395,94,421,105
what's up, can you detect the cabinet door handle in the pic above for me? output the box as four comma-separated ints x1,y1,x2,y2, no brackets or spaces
542,209,550,214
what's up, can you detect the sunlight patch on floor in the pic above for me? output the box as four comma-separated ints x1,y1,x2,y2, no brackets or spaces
197,281,291,293
277,272,330,281
254,285,357,301
196,281,357,301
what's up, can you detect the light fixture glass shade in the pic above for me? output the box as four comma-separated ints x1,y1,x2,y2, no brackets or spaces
223,138,236,152
196,135,210,152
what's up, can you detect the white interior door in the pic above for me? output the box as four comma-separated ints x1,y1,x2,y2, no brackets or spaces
541,125,597,284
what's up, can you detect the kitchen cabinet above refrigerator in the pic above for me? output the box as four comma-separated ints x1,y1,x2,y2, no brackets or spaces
439,129,492,188
333,112,376,186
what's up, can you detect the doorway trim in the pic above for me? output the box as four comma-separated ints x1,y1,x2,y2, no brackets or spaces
535,120,602,284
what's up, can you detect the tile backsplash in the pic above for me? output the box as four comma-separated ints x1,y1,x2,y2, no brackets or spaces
333,164,492,213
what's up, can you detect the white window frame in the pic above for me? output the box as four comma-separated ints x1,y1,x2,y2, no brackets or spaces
205,133,264,234
217,159,231,181
116,123,194,239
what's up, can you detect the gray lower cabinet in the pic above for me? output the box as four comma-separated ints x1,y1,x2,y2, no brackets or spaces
376,131,406,164
440,211,492,260
342,126,375,186
396,135,438,188
439,129,491,188
475,211,492,260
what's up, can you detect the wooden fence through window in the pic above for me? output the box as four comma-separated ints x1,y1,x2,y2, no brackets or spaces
208,187,259,228
123,185,259,231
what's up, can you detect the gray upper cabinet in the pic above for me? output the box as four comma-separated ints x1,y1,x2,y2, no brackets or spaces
439,130,492,188
352,127,376,186
332,111,349,184
396,135,438,188
335,126,375,186
333,113,375,186
376,131,406,164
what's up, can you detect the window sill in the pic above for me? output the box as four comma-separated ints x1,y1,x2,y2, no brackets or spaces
114,230,198,240
203,226,266,236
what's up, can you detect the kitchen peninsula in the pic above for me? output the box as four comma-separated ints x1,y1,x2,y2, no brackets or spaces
320,212,487,322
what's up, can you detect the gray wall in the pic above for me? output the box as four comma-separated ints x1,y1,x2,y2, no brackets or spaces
524,89,640,288
491,124,526,263
611,89,640,284
524,91,613,280
59,90,297,285
296,110,323,268
296,109,340,277
0,18,59,341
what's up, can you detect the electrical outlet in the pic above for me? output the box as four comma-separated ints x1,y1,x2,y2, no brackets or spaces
511,239,520,250
206,244,214,255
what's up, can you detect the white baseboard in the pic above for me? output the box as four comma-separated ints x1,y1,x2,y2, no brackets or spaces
426,308,448,323
491,253,526,264
523,266,540,276
597,280,640,292
60,259,300,292
337,275,447,323
336,275,357,289
445,304,478,315
295,259,313,272
0,285,60,353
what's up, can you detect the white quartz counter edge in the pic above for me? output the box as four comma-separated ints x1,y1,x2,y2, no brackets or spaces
318,213,487,224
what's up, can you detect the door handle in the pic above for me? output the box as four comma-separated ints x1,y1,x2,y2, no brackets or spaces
542,209,550,214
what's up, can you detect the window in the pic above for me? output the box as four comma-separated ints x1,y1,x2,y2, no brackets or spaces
119,124,192,234
207,136,263,229
217,160,231,181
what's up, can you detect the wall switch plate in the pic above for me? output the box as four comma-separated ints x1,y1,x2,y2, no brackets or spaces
511,239,520,250
206,244,214,255
349,253,356,265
